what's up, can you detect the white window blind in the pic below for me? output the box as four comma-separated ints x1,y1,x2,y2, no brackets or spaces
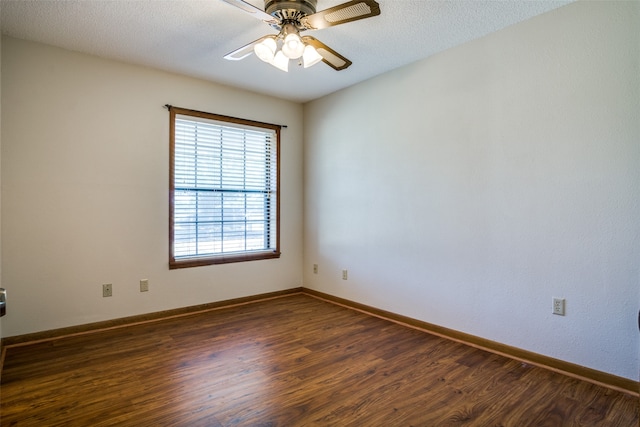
170,108,279,267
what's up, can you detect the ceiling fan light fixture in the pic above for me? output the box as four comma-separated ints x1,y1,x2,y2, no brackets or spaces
302,44,323,68
271,50,289,72
222,0,381,72
282,32,305,59
254,36,277,63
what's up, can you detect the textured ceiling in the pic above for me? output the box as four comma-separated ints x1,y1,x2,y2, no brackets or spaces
1,0,572,103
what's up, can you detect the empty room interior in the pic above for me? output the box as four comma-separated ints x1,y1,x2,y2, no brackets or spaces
0,0,638,425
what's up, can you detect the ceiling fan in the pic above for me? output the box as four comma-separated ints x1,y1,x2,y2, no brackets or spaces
221,0,381,72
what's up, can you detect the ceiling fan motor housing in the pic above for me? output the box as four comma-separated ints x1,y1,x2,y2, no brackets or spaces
265,0,317,25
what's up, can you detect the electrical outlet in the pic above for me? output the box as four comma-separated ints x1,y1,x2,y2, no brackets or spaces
103,284,112,298
342,269,348,280
140,279,149,292
552,298,565,316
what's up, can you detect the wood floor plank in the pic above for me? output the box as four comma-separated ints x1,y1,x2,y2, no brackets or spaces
1,294,638,426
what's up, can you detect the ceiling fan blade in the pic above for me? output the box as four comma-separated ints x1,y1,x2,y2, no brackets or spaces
220,0,278,25
224,35,270,61
301,0,380,30
302,36,352,71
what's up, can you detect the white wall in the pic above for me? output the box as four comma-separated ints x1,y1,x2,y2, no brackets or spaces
0,16,4,345
1,37,304,337
303,1,639,381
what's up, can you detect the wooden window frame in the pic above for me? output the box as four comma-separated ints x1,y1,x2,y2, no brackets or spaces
168,106,281,269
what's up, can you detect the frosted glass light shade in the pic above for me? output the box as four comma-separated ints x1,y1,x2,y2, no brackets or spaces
272,51,289,72
303,44,323,68
254,37,277,63
282,33,305,59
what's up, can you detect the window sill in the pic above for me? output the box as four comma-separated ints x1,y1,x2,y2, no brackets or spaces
169,251,281,269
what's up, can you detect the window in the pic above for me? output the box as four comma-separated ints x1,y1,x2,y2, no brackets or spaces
168,106,280,269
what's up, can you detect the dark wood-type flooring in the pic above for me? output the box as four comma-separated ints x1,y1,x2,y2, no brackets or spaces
1,294,638,426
